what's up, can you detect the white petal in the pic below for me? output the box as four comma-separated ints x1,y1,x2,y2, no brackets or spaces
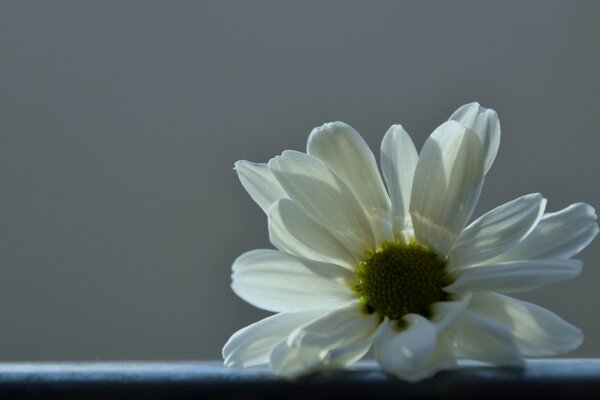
429,293,471,330
449,102,500,174
222,311,323,368
268,305,378,376
323,334,374,368
468,293,583,357
269,340,324,377
373,315,452,382
232,250,356,312
448,194,546,270
234,161,288,214
445,258,582,294
380,124,419,235
289,302,379,350
268,199,357,269
447,311,522,365
269,336,373,378
307,122,392,245
410,121,485,256
490,203,599,262
269,150,376,256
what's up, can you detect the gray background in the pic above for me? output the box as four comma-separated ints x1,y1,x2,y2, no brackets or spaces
1,0,599,361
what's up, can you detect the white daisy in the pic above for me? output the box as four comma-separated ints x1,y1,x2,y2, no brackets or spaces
222,103,598,381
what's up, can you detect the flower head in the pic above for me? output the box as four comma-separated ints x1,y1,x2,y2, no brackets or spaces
223,103,598,381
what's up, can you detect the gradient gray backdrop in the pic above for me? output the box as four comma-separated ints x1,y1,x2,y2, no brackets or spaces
1,1,599,361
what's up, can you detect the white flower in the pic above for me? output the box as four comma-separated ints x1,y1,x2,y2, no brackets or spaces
222,103,598,381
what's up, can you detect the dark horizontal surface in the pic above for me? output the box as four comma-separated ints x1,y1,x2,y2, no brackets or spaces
0,359,599,399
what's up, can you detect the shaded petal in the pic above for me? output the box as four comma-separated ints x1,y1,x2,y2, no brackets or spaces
269,340,324,377
269,150,376,256
381,124,419,235
307,122,392,245
324,334,375,368
490,203,599,262
269,199,357,269
449,102,500,174
373,315,453,382
289,302,379,349
429,293,471,330
446,311,522,365
269,304,378,376
448,194,546,270
234,161,288,214
268,338,373,378
445,259,582,294
223,311,323,368
410,121,485,256
232,250,356,312
468,293,583,357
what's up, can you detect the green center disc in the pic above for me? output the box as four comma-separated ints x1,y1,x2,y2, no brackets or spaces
354,241,451,320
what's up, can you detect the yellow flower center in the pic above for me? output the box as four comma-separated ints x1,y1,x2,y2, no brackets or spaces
354,240,452,320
